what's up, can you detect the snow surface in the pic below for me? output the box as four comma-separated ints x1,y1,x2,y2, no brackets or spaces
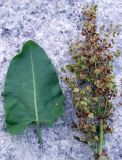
0,0,122,160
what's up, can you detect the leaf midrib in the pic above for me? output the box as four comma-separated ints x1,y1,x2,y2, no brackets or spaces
30,46,39,124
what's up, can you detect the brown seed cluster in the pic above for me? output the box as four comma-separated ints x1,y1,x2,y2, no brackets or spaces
63,4,120,160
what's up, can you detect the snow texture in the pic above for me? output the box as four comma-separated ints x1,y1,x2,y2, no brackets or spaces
0,0,122,160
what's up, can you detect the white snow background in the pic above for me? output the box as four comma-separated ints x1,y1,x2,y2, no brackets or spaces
0,0,122,160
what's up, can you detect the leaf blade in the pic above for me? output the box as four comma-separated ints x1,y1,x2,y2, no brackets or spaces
3,40,64,140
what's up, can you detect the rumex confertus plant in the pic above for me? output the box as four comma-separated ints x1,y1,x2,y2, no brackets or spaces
63,4,121,160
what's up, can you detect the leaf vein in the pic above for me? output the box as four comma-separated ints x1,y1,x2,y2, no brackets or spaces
30,46,39,124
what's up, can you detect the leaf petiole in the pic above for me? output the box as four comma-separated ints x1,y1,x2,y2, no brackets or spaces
36,123,42,144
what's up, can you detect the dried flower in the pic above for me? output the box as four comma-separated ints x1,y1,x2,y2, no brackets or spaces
63,4,121,160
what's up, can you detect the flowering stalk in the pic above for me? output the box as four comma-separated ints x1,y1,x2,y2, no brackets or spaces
63,4,120,160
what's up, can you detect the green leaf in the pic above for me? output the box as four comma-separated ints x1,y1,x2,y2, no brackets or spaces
74,136,87,143
3,40,64,143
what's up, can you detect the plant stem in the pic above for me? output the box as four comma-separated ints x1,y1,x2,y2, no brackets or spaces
36,123,42,144
98,119,104,160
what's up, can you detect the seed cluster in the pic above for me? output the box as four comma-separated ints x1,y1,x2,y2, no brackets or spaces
63,4,120,160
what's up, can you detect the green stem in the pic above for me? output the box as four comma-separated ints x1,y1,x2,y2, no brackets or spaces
36,123,42,144
98,119,104,160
